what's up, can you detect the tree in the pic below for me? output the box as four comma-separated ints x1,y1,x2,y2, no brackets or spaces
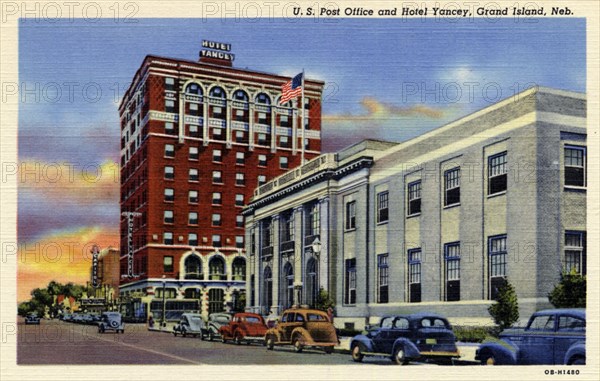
488,278,519,330
314,287,335,311
548,270,586,308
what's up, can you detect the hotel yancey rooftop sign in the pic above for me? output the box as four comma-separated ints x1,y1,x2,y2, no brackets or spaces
200,39,235,62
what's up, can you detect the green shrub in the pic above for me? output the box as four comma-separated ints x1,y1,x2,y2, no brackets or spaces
488,278,519,330
548,270,586,308
452,326,498,343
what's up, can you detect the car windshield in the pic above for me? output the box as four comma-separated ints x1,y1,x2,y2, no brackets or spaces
189,316,202,322
307,313,327,322
420,318,449,329
245,316,262,323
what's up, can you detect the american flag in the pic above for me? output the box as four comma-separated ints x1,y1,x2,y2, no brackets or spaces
280,72,303,104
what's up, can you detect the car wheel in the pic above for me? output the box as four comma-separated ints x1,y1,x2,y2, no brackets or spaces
221,336,227,343
351,344,364,362
208,332,214,342
200,334,205,341
182,331,187,338
323,346,334,354
480,353,496,366
570,356,585,365
173,331,177,337
234,333,243,345
98,326,103,334
392,346,408,365
292,336,303,353
266,335,275,350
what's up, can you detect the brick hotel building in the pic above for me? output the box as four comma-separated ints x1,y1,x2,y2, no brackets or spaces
118,46,324,321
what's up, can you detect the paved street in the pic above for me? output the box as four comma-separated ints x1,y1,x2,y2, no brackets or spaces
17,319,365,365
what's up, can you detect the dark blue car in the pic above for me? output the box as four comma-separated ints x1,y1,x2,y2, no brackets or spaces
350,313,460,365
476,309,585,365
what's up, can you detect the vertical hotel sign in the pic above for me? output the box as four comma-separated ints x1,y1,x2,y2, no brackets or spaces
122,212,142,278
200,40,235,61
91,245,100,288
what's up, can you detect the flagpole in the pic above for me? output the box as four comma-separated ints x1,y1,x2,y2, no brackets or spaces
300,68,306,165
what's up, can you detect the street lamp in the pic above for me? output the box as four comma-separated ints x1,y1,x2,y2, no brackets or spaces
311,238,322,257
161,275,166,329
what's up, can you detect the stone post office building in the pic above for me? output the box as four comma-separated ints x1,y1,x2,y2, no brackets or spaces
243,87,587,327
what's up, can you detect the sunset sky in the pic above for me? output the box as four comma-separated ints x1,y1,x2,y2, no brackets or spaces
17,17,585,301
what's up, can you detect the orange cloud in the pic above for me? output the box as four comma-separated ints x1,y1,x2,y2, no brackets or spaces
323,97,445,123
17,226,119,302
18,160,120,205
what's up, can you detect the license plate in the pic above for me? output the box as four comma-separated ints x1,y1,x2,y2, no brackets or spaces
425,338,437,344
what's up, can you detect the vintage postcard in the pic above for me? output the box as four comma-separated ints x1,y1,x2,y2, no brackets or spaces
1,0,598,380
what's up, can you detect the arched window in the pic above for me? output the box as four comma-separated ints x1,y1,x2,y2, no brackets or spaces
306,258,318,307
209,86,225,98
263,266,273,315
185,83,202,95
184,255,202,280
233,89,248,102
255,93,272,126
209,256,226,280
232,257,246,281
231,90,249,123
184,288,201,299
283,262,294,309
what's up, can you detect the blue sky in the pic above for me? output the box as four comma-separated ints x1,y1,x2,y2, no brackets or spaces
18,17,585,243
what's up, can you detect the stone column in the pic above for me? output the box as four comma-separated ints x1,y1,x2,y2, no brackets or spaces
226,98,232,148
178,92,185,144
293,205,304,304
202,98,209,145
271,215,280,313
248,103,255,150
318,196,330,292
270,106,277,153
252,224,260,312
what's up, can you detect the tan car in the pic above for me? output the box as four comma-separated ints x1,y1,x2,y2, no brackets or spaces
265,308,339,354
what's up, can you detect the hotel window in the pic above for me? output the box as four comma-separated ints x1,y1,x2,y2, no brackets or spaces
188,190,198,204
213,128,223,139
163,255,174,272
235,130,245,143
377,254,389,304
345,201,356,230
408,249,422,303
164,166,174,180
188,212,198,225
188,233,198,246
163,233,173,246
488,152,507,195
280,156,289,169
280,114,290,127
164,188,174,202
258,175,266,186
185,82,201,95
445,243,461,301
235,236,244,249
212,171,222,184
165,122,175,134
213,149,222,162
281,213,294,242
407,181,421,216
212,213,221,226
280,135,289,148
189,102,200,116
262,220,273,248
257,133,267,145
236,173,245,186
236,152,245,165
163,210,174,224
189,124,199,138
258,154,267,167
344,258,357,305
565,232,586,275
189,168,199,182
444,167,460,206
165,77,175,91
212,106,225,119
235,194,244,206
489,235,507,300
377,191,389,223
165,99,175,113
236,215,244,228
212,192,222,205
564,146,586,187
258,112,267,124
189,146,199,160
234,109,245,122
212,235,221,248
304,138,310,149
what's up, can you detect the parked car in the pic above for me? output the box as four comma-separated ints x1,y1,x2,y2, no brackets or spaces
350,313,460,365
476,308,586,365
98,312,125,334
219,313,268,345
265,308,339,354
205,313,232,341
173,313,206,338
24,313,41,325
